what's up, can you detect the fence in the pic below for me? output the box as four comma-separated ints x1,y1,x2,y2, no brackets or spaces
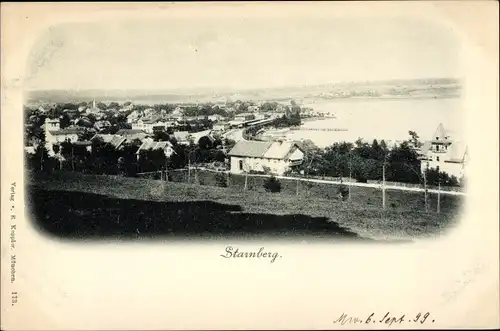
366,179,464,193
161,168,464,213
140,167,465,196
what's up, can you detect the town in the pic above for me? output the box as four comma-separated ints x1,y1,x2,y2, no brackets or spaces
24,98,468,185
24,94,468,241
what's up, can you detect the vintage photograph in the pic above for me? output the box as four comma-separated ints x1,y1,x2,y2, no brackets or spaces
24,16,467,241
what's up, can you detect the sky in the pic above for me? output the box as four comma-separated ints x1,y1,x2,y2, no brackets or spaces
24,17,462,91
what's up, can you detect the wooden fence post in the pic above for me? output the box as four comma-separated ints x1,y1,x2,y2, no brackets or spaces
382,159,386,210
437,181,441,214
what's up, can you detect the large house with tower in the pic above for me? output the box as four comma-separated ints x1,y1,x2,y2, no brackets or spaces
419,123,469,181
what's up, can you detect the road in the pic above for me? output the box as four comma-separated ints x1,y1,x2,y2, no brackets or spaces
172,167,466,196
236,172,466,196
222,128,244,141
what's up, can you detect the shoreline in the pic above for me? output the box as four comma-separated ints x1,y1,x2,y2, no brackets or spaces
26,93,462,106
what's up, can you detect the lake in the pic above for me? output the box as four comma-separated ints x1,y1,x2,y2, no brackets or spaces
281,97,464,148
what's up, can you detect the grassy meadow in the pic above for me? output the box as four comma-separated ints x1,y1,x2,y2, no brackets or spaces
26,171,464,241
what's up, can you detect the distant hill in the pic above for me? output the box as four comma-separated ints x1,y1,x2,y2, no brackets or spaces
25,77,462,105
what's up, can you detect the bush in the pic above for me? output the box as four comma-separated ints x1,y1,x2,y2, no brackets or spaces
337,184,349,200
263,176,281,193
425,168,460,187
215,172,228,188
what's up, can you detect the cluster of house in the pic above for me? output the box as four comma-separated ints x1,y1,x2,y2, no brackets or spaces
127,105,284,134
128,105,227,134
32,109,469,182
29,99,468,182
29,116,216,161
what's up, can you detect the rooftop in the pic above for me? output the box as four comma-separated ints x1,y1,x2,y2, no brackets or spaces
91,134,126,149
48,127,84,135
447,141,469,163
228,140,304,160
174,131,191,140
115,129,147,136
430,123,451,143
137,140,174,153
228,140,273,158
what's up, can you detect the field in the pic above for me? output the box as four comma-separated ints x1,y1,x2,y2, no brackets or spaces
26,171,464,242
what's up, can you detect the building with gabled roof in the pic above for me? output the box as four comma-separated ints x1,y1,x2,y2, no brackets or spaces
228,140,304,175
90,134,127,150
172,131,192,145
114,129,149,143
420,123,468,180
44,118,85,155
135,139,176,159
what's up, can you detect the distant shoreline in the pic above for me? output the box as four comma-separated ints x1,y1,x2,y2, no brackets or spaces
24,77,461,105
25,93,462,106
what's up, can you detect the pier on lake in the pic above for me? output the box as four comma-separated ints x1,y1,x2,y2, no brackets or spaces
290,127,348,132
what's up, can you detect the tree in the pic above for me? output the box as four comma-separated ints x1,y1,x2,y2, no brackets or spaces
215,172,228,187
60,140,73,159
213,150,226,163
150,149,167,170
108,102,120,109
86,114,97,124
167,144,187,169
26,137,56,173
59,113,71,129
425,168,459,187
321,142,354,177
337,185,349,200
237,102,250,112
118,144,138,176
305,150,325,176
387,141,420,184
370,139,385,161
78,129,95,141
289,100,301,115
52,144,60,155
153,130,171,142
263,176,281,193
108,114,127,126
129,138,143,147
198,136,214,150
90,138,120,174
272,114,301,128
408,130,421,147
260,102,278,112
25,123,45,146
138,149,166,173
223,138,236,151
379,140,388,154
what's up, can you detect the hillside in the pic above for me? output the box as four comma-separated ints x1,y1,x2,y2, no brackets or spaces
27,171,464,241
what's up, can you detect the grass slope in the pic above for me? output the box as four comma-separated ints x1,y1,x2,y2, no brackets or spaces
27,171,464,241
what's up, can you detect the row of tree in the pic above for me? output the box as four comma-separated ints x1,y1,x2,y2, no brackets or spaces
26,129,235,177
296,136,460,187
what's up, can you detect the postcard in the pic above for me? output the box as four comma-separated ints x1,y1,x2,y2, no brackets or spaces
1,2,499,330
